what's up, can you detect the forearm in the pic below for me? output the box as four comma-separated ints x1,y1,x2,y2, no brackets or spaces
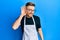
38,28,44,40
12,6,26,30
12,15,23,30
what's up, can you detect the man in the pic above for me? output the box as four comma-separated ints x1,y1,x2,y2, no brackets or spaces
12,2,44,40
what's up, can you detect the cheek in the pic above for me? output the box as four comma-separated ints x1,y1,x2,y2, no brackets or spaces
32,11,34,13
26,11,34,15
28,11,34,14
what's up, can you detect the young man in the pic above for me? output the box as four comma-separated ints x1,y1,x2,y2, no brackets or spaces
12,2,44,40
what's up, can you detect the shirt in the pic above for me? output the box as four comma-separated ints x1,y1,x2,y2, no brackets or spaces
20,15,41,32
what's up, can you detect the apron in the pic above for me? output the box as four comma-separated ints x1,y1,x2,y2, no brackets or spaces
22,16,38,40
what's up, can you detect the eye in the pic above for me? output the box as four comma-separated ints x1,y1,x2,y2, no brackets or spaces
27,9,35,12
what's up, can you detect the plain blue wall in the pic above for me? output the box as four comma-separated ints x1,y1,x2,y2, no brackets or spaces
0,0,60,40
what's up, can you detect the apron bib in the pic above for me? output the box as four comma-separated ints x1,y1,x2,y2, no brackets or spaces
22,16,38,40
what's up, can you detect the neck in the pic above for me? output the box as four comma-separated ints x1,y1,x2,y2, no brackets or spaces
26,15,32,18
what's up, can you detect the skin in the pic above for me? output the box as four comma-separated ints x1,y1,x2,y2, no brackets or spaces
12,6,44,40
25,6,35,18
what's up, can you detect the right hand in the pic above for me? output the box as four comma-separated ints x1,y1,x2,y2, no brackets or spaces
21,6,26,16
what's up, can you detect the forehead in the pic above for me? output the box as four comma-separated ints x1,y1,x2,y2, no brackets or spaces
26,6,35,10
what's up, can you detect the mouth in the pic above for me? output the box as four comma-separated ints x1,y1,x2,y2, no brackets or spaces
29,13,33,14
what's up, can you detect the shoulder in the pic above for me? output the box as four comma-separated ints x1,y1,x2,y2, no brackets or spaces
33,15,40,20
33,15,41,23
21,16,25,20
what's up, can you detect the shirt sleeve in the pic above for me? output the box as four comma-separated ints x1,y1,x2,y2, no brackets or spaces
20,16,24,27
36,16,41,31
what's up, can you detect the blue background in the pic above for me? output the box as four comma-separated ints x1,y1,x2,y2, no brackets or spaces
0,0,60,40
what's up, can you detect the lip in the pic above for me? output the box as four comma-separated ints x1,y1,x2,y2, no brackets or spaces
29,13,33,14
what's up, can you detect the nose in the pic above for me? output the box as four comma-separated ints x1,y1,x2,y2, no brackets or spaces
30,11,32,13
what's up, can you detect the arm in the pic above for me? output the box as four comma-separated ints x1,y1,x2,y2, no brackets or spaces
12,6,26,30
38,28,44,40
12,15,24,30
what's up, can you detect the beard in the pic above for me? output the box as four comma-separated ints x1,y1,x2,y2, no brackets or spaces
26,13,33,18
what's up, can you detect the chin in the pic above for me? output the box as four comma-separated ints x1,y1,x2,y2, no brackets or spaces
29,15,33,17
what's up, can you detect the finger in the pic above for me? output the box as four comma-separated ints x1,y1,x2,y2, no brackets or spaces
21,6,26,10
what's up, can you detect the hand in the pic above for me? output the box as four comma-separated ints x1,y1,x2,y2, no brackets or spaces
21,6,26,16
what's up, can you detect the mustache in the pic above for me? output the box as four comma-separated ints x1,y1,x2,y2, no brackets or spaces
29,13,33,14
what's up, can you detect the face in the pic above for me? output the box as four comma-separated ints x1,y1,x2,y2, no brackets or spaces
26,6,35,18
